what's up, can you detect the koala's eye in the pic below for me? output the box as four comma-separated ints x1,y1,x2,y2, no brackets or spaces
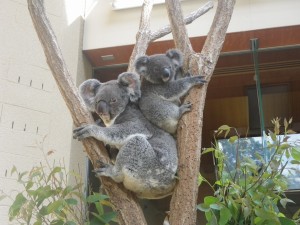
110,98,117,104
153,67,159,73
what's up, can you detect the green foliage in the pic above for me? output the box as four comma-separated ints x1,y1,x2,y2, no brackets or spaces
0,152,117,225
198,118,300,225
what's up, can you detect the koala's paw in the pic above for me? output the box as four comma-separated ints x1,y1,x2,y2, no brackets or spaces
185,72,192,77
194,75,207,85
180,101,192,115
73,124,94,141
95,119,105,127
93,161,111,176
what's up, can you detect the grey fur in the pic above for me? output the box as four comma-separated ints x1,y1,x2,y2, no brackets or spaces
73,72,178,199
135,49,206,134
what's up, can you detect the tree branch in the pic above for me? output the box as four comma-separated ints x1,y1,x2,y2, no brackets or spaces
128,0,154,71
128,0,213,71
165,0,236,224
27,1,147,224
200,0,236,81
150,1,213,42
165,0,194,57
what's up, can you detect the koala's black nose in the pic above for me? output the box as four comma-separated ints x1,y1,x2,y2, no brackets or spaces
96,100,109,116
162,68,171,79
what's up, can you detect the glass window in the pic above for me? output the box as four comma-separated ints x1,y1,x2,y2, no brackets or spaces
218,134,300,190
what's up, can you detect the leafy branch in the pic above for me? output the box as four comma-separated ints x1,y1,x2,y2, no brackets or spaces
198,118,300,225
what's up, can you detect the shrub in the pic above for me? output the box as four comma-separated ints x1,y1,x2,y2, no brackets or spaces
198,118,300,225
0,152,117,225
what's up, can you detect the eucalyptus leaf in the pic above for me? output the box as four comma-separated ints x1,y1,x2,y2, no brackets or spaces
197,203,210,212
95,201,104,215
202,147,215,154
291,147,300,161
280,198,295,209
204,196,219,205
8,193,27,220
279,143,291,150
50,220,64,225
101,211,117,223
210,203,222,210
220,207,232,225
33,220,42,225
10,165,17,175
279,217,296,225
243,206,251,219
229,135,238,144
86,193,109,203
284,118,288,129
25,181,34,191
65,221,77,225
47,166,62,182
218,125,231,131
47,200,64,214
65,198,78,205
197,173,204,186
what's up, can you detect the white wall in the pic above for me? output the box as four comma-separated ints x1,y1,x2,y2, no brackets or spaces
0,0,89,224
83,0,300,50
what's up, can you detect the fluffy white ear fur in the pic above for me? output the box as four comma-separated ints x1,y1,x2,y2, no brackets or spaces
166,49,183,69
118,72,141,102
78,79,101,112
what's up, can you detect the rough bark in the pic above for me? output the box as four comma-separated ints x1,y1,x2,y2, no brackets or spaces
165,0,236,225
27,1,147,225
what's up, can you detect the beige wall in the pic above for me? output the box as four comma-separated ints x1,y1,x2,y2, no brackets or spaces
83,0,300,50
0,1,90,224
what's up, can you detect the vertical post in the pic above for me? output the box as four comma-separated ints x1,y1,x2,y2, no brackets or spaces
250,39,267,159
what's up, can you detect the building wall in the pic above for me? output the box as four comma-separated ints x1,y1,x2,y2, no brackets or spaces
83,0,300,50
0,0,90,224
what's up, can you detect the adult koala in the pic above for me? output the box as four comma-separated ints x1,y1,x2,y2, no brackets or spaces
135,49,206,134
73,72,178,199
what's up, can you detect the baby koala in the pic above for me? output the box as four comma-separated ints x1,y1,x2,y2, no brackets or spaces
73,72,178,199
135,49,206,134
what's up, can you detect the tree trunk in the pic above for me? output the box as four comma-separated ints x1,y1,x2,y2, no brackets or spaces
27,0,235,224
165,1,236,225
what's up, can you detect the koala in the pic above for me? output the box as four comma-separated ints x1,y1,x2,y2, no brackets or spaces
73,72,178,199
135,49,206,134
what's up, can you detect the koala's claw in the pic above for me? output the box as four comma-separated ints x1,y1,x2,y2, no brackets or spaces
185,72,192,77
180,102,192,115
196,75,207,84
183,101,192,108
93,162,110,176
73,125,91,141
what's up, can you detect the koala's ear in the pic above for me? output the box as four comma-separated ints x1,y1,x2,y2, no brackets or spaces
79,79,101,112
134,56,149,76
166,49,183,69
118,72,141,102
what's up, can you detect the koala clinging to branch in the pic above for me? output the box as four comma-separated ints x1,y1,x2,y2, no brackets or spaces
135,49,206,134
73,72,178,199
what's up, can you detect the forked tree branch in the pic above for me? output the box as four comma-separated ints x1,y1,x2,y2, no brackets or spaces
128,0,154,71
128,1,213,71
165,0,235,225
27,1,147,225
